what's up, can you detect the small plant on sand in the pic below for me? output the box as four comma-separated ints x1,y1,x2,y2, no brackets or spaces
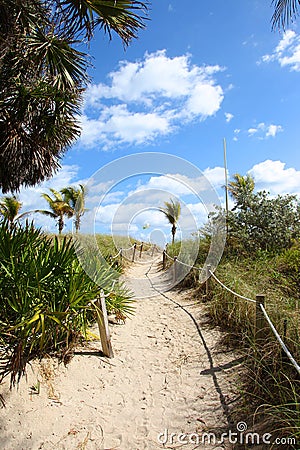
0,221,134,386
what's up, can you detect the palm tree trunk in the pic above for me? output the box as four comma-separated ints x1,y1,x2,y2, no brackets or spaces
171,224,176,244
75,215,80,233
58,216,64,234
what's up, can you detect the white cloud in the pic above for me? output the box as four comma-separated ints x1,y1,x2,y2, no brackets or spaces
81,50,225,149
185,83,223,118
247,122,283,139
79,107,170,149
266,124,283,137
14,165,227,239
248,127,258,135
249,160,300,196
203,167,225,189
225,112,234,122
261,30,300,71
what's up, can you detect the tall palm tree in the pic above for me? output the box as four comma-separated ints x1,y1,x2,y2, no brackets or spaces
159,199,181,245
0,1,148,193
228,174,255,210
61,184,86,232
38,189,73,234
0,195,29,229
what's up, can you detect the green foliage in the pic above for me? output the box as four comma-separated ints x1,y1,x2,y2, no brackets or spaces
0,196,27,228
0,0,148,192
174,215,300,442
206,254,300,444
228,191,300,253
228,173,255,209
0,222,133,386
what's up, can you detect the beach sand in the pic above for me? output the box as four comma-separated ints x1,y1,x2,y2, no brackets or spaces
0,258,241,449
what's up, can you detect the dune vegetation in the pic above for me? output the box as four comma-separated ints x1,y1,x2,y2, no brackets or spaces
165,175,300,446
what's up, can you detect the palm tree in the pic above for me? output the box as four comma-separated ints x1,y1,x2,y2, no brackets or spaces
159,199,181,245
61,184,86,232
228,174,255,210
38,189,73,234
0,196,29,229
0,1,148,193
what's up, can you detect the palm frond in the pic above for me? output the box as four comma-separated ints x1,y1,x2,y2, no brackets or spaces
57,0,148,44
272,0,300,30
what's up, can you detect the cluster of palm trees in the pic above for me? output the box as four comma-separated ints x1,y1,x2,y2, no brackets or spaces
0,185,86,233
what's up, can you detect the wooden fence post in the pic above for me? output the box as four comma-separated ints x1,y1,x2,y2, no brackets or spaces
163,250,166,269
206,264,211,296
255,295,265,344
139,242,143,258
151,244,155,257
132,243,137,262
120,248,123,265
173,256,177,282
96,290,114,358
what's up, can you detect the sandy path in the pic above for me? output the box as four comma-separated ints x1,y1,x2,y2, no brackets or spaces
0,259,239,450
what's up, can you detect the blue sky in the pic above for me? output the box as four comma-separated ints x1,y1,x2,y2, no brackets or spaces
18,1,300,242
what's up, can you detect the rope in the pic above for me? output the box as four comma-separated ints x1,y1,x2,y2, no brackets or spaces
208,269,300,375
111,249,122,259
209,270,256,304
164,251,174,261
122,244,135,252
161,252,300,376
164,251,203,271
260,304,300,376
176,259,203,271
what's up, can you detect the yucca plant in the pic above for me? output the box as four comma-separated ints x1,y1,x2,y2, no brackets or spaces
0,221,134,386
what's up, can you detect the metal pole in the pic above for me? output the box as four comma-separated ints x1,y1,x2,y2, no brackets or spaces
223,138,229,233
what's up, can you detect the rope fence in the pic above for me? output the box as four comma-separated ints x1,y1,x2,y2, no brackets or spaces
209,266,300,375
209,269,256,304
161,251,300,376
260,304,300,376
109,242,160,266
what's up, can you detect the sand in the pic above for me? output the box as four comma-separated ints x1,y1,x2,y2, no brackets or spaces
0,257,241,449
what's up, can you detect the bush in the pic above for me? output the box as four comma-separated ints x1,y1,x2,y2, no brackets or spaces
0,221,133,386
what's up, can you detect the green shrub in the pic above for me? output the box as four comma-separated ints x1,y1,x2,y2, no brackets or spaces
0,221,133,386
